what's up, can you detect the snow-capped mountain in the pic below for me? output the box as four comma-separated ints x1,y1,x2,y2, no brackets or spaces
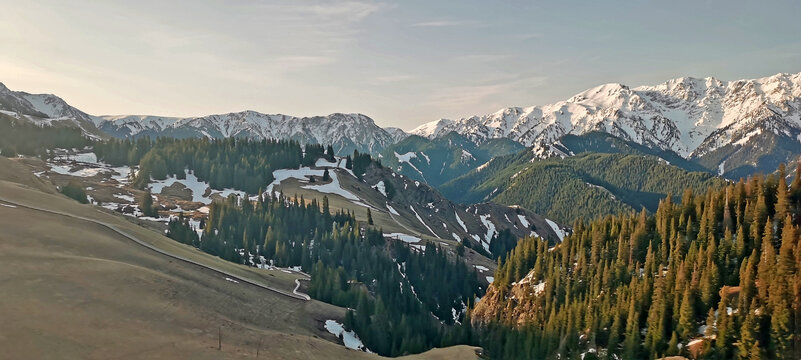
0,82,398,155
0,82,103,138
98,111,396,154
411,72,801,160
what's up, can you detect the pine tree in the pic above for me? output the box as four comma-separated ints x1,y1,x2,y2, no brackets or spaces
738,299,760,360
622,297,641,359
367,208,374,225
140,189,157,217
770,298,792,359
677,287,695,340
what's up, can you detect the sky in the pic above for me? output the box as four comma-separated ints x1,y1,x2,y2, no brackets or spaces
1,0,800,130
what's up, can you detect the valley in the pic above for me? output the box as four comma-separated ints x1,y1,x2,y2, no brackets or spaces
2,70,801,360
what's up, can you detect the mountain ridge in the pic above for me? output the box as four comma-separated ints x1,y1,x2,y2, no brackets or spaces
411,72,801,164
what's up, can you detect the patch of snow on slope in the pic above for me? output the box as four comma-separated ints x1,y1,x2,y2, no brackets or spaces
486,276,494,284
734,128,762,146
302,171,359,201
545,218,566,242
113,193,135,202
324,320,370,352
374,181,386,197
517,215,530,228
455,212,468,232
149,170,214,204
384,233,421,243
394,151,417,163
460,149,475,162
267,167,322,195
420,152,430,164
394,151,427,181
479,214,495,252
59,152,98,164
410,206,437,237
718,160,726,176
49,165,109,178
386,204,400,215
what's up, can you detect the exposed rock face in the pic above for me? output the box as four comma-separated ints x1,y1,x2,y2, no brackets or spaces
471,270,547,327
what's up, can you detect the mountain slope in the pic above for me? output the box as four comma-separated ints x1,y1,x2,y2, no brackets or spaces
412,72,801,178
379,132,524,188
0,82,105,139
441,151,725,223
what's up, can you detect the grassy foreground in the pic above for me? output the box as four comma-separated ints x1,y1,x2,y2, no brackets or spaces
0,156,480,359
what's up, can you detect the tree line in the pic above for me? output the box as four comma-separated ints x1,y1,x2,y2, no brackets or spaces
476,164,801,359
94,137,308,194
0,114,89,157
167,189,484,356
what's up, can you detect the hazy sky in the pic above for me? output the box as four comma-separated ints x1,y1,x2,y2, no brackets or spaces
2,0,800,130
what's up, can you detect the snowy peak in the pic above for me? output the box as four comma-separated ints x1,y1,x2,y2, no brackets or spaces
99,111,395,154
411,72,801,159
0,83,103,137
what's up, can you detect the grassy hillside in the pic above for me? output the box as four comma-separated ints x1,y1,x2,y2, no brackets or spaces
0,156,480,359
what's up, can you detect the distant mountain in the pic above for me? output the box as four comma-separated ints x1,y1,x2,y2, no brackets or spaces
0,82,104,139
548,131,711,173
440,151,725,224
0,82,399,155
4,72,801,179
412,72,801,178
379,132,524,188
98,112,396,155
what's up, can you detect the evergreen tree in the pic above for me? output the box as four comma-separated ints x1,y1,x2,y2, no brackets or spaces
140,189,157,217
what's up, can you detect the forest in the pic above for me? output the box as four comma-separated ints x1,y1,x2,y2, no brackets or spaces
442,152,725,224
0,114,89,157
475,164,801,359
167,189,482,356
93,137,306,193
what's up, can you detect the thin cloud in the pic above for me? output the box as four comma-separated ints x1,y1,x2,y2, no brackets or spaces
518,33,544,40
424,75,549,115
410,19,478,27
369,74,414,85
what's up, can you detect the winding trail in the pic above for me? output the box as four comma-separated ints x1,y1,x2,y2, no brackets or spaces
0,196,311,301
294,279,311,300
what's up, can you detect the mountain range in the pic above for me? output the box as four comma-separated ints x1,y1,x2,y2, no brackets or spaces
3,71,801,180
412,72,801,178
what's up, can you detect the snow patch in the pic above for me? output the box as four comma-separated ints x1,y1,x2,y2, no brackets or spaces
517,214,530,228
302,171,360,201
545,218,566,242
373,181,386,197
324,320,370,352
455,212,468,232
384,233,421,243
410,206,437,237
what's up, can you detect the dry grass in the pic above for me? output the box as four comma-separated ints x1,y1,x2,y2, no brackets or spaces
0,156,481,359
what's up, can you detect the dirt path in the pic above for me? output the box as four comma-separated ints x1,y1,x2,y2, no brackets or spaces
0,197,311,301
